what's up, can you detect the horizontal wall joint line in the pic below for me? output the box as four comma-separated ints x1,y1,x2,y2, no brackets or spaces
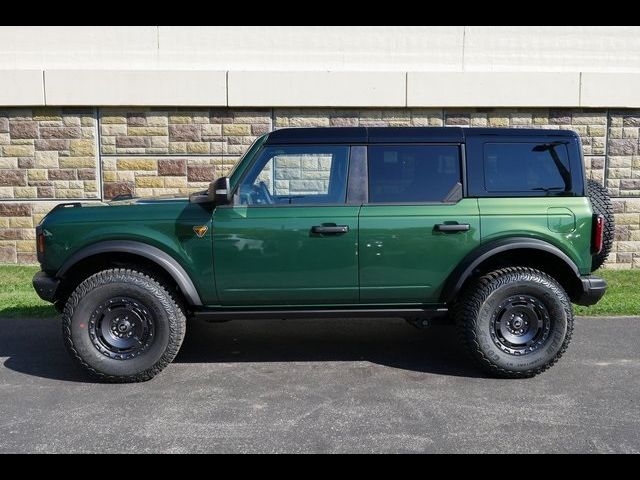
99,153,242,158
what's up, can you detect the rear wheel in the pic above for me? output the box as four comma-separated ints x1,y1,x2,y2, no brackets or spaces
454,267,573,378
586,179,614,271
62,269,186,383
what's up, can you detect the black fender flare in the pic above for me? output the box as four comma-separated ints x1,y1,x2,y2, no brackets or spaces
56,240,203,306
441,237,581,304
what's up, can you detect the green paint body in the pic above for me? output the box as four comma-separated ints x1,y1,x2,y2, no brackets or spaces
38,136,595,309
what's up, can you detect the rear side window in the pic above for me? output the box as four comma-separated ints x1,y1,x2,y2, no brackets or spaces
484,142,572,193
368,145,461,203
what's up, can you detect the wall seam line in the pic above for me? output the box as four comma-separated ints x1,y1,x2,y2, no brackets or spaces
95,107,104,201
405,71,408,107
461,26,467,72
2,199,103,203
226,71,229,107
604,108,612,191
99,153,242,158
42,70,46,105
579,72,583,106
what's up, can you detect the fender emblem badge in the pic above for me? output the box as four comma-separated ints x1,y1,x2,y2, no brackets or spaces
193,225,208,238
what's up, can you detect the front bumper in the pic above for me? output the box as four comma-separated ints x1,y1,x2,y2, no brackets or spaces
575,275,607,306
32,271,60,303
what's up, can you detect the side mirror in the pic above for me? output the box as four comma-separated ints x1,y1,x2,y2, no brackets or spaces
208,176,231,205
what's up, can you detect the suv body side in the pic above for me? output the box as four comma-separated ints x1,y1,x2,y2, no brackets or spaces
32,127,609,382
207,127,590,308
35,127,599,311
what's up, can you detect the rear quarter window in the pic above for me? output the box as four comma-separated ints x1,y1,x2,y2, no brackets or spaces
483,142,572,193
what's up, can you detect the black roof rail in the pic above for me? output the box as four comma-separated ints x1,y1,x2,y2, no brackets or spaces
264,127,579,145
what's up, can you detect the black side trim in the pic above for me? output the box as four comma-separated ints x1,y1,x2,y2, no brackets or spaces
266,127,368,145
32,271,60,303
346,145,367,205
576,275,607,306
56,240,203,306
442,182,463,203
442,237,581,304
194,306,449,321
35,224,44,264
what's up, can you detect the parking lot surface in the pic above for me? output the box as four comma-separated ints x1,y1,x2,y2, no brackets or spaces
0,315,638,453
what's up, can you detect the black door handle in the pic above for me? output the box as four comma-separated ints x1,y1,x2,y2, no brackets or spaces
311,225,349,235
434,223,470,233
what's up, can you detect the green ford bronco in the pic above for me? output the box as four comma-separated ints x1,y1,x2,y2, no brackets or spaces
33,127,613,382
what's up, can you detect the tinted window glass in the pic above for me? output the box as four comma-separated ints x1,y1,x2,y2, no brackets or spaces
368,145,461,203
238,146,349,205
484,142,571,192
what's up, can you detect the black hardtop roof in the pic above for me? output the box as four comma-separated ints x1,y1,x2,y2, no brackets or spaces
264,127,579,145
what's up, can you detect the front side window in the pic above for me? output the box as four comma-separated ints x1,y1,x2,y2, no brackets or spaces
237,146,350,205
483,142,572,193
368,145,461,203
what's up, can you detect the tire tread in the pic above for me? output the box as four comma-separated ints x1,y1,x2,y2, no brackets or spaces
454,267,574,379
62,268,186,383
586,179,615,271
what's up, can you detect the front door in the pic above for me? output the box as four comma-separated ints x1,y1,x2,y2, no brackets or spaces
213,145,359,306
359,144,481,304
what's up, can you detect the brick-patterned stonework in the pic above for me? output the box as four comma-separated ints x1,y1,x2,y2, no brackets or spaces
255,154,333,197
100,108,271,156
274,108,444,128
442,109,607,156
0,107,639,266
0,109,98,200
607,197,640,269
0,201,81,264
102,156,239,199
607,110,640,197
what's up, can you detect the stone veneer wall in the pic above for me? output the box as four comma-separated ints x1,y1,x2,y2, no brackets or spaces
0,108,98,200
0,107,639,267
99,109,271,199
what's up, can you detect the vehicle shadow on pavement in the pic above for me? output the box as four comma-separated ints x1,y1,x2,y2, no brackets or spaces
0,314,94,383
175,317,488,378
0,316,486,382
0,306,57,318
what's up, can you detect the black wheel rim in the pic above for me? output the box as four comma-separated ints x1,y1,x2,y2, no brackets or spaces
88,297,155,360
490,295,551,356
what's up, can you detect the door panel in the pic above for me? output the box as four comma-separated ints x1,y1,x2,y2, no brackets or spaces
213,206,360,305
359,199,480,303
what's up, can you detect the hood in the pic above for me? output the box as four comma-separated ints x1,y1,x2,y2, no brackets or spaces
41,194,195,227
108,193,190,206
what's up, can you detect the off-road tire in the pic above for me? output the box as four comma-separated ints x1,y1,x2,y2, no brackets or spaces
62,268,186,383
454,267,573,378
586,179,614,271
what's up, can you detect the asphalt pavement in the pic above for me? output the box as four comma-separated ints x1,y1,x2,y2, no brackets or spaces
0,314,638,453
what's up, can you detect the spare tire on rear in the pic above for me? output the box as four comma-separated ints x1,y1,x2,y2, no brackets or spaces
586,179,615,271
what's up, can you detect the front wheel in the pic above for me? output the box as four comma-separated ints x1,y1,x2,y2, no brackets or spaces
62,269,186,383
454,267,573,378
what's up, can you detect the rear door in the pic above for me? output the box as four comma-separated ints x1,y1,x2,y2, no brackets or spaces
359,144,480,304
